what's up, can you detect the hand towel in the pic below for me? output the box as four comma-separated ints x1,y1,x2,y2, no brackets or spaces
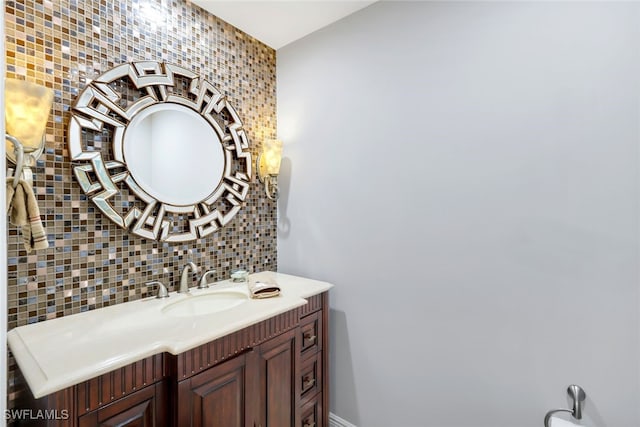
6,178,49,253
248,278,281,299
549,416,580,427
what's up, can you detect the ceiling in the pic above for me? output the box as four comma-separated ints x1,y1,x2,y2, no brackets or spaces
192,1,377,50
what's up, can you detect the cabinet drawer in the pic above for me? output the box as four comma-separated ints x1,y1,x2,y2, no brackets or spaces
300,351,322,400
78,382,168,427
300,392,323,427
300,311,322,356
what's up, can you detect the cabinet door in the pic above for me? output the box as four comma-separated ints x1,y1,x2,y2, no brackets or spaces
256,329,298,427
177,353,251,427
78,382,168,427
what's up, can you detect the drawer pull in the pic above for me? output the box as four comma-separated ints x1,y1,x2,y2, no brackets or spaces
303,376,316,389
303,420,315,427
304,333,317,343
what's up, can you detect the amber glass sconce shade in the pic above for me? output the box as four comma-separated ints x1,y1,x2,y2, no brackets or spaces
257,139,283,200
5,78,53,187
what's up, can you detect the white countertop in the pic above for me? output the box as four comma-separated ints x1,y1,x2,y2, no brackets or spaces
7,271,333,399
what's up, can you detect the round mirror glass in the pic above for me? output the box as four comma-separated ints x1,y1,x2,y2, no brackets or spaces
123,103,225,206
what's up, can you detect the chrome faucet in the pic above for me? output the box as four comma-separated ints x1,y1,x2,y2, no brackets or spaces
148,281,169,299
198,269,217,289
179,262,198,293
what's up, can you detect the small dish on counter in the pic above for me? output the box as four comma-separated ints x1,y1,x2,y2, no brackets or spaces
230,269,249,282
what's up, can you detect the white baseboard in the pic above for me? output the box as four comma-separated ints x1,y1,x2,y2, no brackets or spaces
329,412,357,427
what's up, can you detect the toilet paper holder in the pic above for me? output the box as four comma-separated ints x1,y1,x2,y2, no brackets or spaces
544,384,586,427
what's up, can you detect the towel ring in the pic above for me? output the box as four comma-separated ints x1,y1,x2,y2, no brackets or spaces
6,134,25,189
544,385,586,427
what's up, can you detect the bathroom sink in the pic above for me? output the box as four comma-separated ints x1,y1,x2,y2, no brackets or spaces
161,290,249,318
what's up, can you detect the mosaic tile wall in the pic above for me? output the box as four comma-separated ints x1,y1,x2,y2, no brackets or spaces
5,0,277,409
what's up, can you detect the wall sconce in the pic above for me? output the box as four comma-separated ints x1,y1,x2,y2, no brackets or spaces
257,139,282,200
5,78,54,188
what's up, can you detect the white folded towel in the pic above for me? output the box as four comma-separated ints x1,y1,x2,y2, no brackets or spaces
6,178,49,253
248,278,281,299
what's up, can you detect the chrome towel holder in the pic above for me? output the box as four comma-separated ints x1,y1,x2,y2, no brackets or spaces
544,385,586,427
6,134,27,189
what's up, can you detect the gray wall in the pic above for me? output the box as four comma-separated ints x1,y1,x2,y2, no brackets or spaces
277,2,640,426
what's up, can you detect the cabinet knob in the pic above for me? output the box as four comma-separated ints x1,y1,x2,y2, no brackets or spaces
303,376,316,389
304,333,317,343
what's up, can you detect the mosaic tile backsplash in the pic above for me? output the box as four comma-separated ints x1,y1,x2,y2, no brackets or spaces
5,0,276,407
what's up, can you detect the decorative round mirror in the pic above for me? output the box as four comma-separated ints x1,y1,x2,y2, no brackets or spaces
68,61,252,242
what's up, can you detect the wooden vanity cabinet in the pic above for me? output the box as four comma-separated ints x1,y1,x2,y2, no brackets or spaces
15,292,329,427
177,329,298,427
78,381,170,427
298,304,325,427
14,354,171,427
257,327,300,427
176,351,252,427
